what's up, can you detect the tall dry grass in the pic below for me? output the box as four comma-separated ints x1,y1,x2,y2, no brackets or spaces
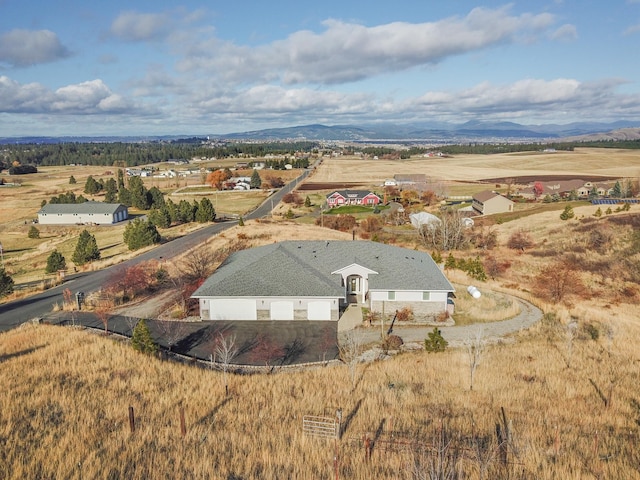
1,317,639,479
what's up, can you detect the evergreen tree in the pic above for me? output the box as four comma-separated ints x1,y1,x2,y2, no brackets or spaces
128,176,150,209
444,253,457,269
0,268,14,298
72,230,100,265
250,169,262,189
131,319,158,354
45,250,66,274
612,181,623,198
117,186,132,206
104,178,118,203
588,186,598,200
27,225,40,239
147,186,165,208
304,195,312,207
560,205,575,221
69,175,77,184
84,175,101,195
195,197,216,223
148,207,171,228
424,327,448,352
123,219,161,250
176,199,196,223
117,168,125,190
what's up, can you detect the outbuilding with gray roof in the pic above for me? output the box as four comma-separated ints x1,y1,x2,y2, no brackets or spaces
37,202,129,225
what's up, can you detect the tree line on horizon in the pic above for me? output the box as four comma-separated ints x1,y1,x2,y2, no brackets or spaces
0,141,320,169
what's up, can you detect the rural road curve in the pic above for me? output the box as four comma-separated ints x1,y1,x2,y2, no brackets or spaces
0,167,313,333
358,298,543,346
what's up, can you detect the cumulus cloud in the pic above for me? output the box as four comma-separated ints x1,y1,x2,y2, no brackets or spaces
0,29,70,67
165,76,639,127
111,11,172,41
0,76,135,114
177,6,556,85
411,78,639,122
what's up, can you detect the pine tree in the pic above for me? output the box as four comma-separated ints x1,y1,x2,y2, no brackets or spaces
123,219,161,250
27,225,40,239
131,319,158,354
69,175,77,184
71,230,100,265
104,178,118,203
45,250,66,274
0,268,14,298
424,327,448,353
560,205,575,221
304,196,311,207
250,169,262,189
148,207,171,228
195,198,216,223
84,175,101,195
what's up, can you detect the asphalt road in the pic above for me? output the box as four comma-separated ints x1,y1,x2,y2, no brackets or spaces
0,167,313,333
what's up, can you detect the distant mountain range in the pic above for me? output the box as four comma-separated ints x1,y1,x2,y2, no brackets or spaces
2,120,639,144
218,121,640,142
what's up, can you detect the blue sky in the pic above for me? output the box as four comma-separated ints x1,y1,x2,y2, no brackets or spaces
0,0,639,136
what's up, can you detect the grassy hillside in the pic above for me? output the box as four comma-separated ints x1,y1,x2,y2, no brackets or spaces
1,309,639,479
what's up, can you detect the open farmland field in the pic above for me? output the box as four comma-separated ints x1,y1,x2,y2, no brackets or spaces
311,148,640,184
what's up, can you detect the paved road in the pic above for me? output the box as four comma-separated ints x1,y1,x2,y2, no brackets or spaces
0,168,313,333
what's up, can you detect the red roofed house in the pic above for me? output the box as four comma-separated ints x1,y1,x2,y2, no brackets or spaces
326,190,381,208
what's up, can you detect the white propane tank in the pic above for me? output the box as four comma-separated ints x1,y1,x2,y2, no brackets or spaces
467,285,481,299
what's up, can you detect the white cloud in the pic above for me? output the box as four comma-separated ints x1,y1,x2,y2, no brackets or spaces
176,6,556,85
0,29,70,67
111,11,172,42
0,76,138,114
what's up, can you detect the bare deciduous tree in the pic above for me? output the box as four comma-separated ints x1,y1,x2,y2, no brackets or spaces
157,319,189,352
123,316,139,337
338,331,364,391
465,328,486,391
212,333,239,396
419,210,468,251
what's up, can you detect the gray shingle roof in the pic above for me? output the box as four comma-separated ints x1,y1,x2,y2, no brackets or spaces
192,240,454,298
38,202,126,215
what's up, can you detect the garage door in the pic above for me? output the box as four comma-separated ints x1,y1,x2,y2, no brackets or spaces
307,301,331,320
270,301,294,320
210,299,257,320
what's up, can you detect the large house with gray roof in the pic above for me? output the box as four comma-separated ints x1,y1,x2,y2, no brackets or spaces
37,202,129,225
191,240,454,323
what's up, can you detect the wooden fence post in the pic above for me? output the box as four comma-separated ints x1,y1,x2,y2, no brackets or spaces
128,406,135,434
180,406,187,437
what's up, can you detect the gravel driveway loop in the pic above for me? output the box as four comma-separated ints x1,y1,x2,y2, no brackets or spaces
358,298,542,347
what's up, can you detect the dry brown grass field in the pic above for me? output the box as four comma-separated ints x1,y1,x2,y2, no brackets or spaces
0,164,304,286
2,150,640,477
312,148,640,184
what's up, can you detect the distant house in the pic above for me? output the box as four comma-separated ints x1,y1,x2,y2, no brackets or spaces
38,202,129,225
191,241,454,323
394,174,428,186
472,191,514,215
326,190,381,208
520,179,615,199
